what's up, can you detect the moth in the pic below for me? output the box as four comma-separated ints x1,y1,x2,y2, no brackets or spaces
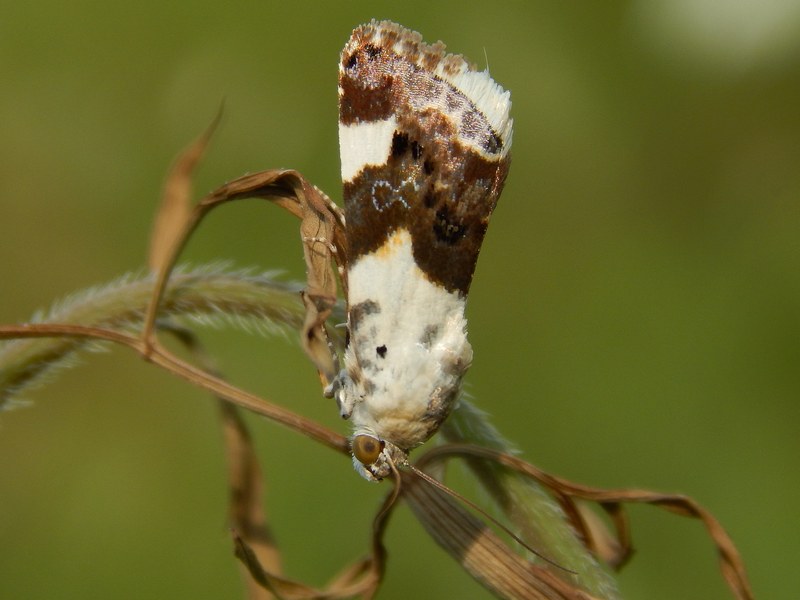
330,20,513,480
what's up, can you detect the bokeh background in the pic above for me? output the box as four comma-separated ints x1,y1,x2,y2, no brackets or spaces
2,2,798,599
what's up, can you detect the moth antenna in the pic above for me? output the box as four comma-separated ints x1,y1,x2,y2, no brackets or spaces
407,463,577,575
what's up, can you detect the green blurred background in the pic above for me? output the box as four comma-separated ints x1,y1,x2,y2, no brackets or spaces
1,2,798,598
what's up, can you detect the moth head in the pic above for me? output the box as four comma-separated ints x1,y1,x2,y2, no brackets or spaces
350,434,407,481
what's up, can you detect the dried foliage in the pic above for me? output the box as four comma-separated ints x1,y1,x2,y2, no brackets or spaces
149,108,222,274
0,122,754,599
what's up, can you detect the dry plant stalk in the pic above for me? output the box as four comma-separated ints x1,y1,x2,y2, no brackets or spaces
0,123,754,600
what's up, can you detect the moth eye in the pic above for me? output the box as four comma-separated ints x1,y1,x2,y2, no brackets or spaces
352,434,384,466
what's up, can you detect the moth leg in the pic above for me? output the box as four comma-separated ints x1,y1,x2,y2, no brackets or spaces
323,369,356,418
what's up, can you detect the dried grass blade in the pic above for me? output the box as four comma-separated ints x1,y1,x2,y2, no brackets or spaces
439,402,619,597
423,444,753,600
220,401,280,600
233,531,382,600
161,323,281,600
148,108,222,272
401,471,602,600
0,268,315,409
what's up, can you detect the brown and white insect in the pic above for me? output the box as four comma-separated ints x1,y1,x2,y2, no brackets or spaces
327,21,512,480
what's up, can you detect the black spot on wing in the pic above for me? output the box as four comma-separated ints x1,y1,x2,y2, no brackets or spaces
433,206,467,245
344,43,383,72
391,132,409,157
486,130,503,154
364,44,382,60
420,325,439,348
350,300,381,331
423,190,436,208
